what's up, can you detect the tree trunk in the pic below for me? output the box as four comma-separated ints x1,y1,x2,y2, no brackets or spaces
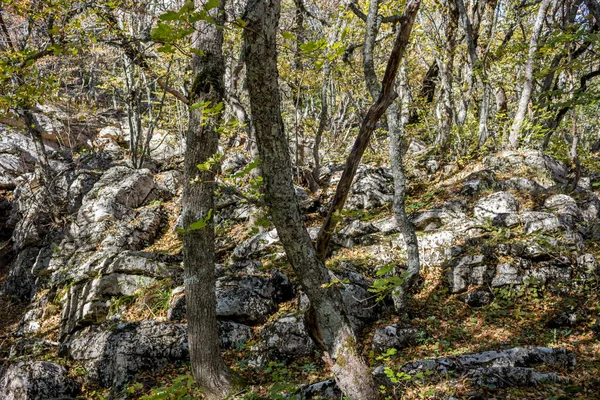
182,1,234,398
507,0,552,149
435,0,459,149
359,0,420,313
242,1,379,398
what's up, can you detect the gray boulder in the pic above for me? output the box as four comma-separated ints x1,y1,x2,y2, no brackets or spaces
219,321,253,349
0,361,81,400
474,192,518,220
216,272,294,324
67,321,188,387
345,166,394,210
372,325,419,352
260,314,315,360
447,255,494,293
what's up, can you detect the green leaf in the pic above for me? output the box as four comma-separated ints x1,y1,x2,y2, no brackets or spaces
177,209,212,233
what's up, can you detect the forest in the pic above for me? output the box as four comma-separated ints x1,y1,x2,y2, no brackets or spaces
0,0,599,399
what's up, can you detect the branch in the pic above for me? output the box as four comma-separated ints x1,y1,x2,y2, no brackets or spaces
348,1,404,23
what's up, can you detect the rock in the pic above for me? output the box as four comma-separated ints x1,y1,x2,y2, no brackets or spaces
219,321,253,349
167,294,186,322
578,196,600,222
69,166,157,246
411,209,445,231
154,170,183,198
60,273,158,336
465,290,492,307
0,361,81,400
372,216,400,234
221,153,248,175
460,170,496,196
547,311,579,328
467,366,567,388
216,272,294,324
9,175,54,251
473,192,518,220
491,263,522,287
339,220,379,238
400,346,576,375
2,247,41,301
372,325,418,352
406,139,428,156
447,255,494,293
425,159,439,174
0,125,60,189
295,379,341,399
393,230,459,268
232,229,280,261
344,166,394,210
497,177,547,194
67,321,188,387
483,150,568,186
576,253,599,277
544,194,582,228
260,315,315,360
168,272,295,325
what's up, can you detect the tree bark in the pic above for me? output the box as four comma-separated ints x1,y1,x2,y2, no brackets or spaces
508,0,552,149
242,1,379,398
182,1,234,398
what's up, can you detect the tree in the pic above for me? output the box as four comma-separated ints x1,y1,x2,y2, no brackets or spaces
181,0,235,398
508,0,552,149
243,0,421,398
242,0,378,398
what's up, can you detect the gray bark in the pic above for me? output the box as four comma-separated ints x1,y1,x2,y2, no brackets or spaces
435,0,459,149
360,0,420,313
508,0,552,149
182,1,235,398
242,1,379,398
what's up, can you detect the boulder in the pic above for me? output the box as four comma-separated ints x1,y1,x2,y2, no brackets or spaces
294,379,341,399
259,314,315,360
344,166,394,210
216,272,294,324
497,177,547,194
169,272,294,325
60,273,158,336
473,192,518,220
447,255,494,293
491,263,522,287
219,321,253,349
483,150,568,186
464,290,492,307
372,325,419,352
0,361,81,400
66,321,188,388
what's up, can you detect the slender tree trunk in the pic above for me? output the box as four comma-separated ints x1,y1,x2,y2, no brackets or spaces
242,1,379,398
360,0,420,313
435,0,459,149
508,0,552,149
182,1,234,398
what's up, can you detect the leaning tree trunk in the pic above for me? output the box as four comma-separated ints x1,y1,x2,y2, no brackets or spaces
182,1,234,398
360,0,420,313
242,1,379,398
507,0,552,149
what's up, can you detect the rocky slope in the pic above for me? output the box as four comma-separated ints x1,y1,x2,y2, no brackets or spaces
1,122,599,399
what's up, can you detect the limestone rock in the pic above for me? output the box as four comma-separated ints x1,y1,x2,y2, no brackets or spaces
219,321,253,349
372,325,419,352
474,192,518,220
67,321,188,388
447,255,494,293
0,361,81,400
260,314,315,360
